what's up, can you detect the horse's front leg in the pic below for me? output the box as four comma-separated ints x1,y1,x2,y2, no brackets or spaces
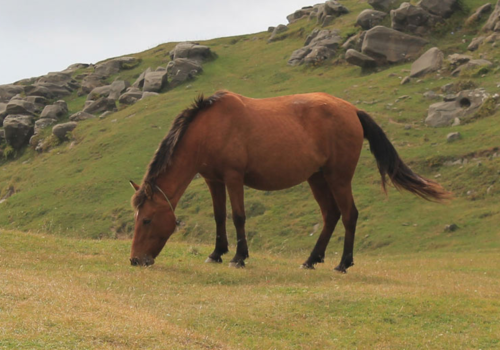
225,173,248,268
205,179,229,263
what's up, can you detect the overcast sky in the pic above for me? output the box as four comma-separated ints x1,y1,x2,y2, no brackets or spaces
0,0,313,85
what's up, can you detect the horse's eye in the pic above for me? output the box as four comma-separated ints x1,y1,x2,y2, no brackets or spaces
143,219,152,225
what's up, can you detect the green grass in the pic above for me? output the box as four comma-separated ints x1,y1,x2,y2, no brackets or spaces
1,230,499,349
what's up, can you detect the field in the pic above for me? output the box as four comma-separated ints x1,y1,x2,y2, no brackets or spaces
1,230,499,349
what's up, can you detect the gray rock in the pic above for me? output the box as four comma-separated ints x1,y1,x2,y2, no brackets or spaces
447,54,472,68
345,49,377,69
80,74,106,95
356,9,387,30
141,92,159,100
166,58,203,86
361,26,428,65
390,2,443,35
6,100,35,116
401,76,411,85
447,132,461,142
287,7,315,23
468,36,485,51
466,3,493,25
483,1,500,32
53,122,77,140
143,70,168,92
119,89,143,105
444,223,458,232
342,31,366,51
62,63,89,73
0,84,24,103
169,43,212,62
288,29,342,66
410,47,443,77
317,0,349,26
132,68,152,89
36,72,73,86
451,59,493,76
31,83,72,99
420,0,459,18
24,85,54,99
268,26,275,32
87,85,112,101
108,80,130,100
423,90,440,100
69,111,96,122
269,24,289,42
83,97,117,114
99,111,114,119
94,57,140,77
35,118,58,134
3,115,35,150
368,0,398,12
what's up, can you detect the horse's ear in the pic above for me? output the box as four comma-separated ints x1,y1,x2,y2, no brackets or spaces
129,180,140,191
144,182,153,199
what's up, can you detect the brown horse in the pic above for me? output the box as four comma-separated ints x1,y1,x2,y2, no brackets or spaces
129,91,449,272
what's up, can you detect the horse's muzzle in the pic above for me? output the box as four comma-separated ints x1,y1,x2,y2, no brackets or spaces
130,256,155,267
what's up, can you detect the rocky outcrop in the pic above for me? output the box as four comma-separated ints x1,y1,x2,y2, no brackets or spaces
345,49,377,69
3,115,35,150
356,10,387,30
361,26,428,65
80,74,106,95
82,97,117,114
425,89,492,127
368,0,398,13
287,7,315,23
0,85,24,103
35,118,58,134
391,2,443,35
466,3,493,26
132,68,151,89
94,57,140,77
419,0,459,18
169,43,213,63
5,100,36,116
468,36,485,51
342,31,366,51
269,25,288,42
451,59,493,76
483,1,500,31
288,29,342,66
40,100,68,120
52,122,77,140
316,1,349,27
143,70,169,92
118,88,143,105
108,80,130,100
410,47,443,77
166,59,203,87
69,111,96,122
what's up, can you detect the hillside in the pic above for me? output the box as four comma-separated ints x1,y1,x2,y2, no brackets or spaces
1,0,499,261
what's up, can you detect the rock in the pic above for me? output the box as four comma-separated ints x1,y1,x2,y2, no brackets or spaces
268,26,275,32
361,26,428,65
36,72,74,87
444,223,458,232
62,63,89,73
94,57,140,77
24,85,53,99
447,54,472,68
80,74,106,95
345,49,377,69
82,97,117,114
341,31,366,51
0,85,24,103
141,91,159,99
447,132,461,142
108,80,130,100
425,89,491,127
423,90,440,100
288,29,342,66
356,9,387,30
317,0,349,26
69,111,96,122
132,68,151,89
401,76,411,85
87,85,112,101
32,83,72,99
6,100,36,116
143,70,168,92
269,24,289,42
368,0,398,12
466,3,493,26
119,89,143,105
468,36,485,51
484,32,500,43
410,47,443,77
52,122,77,140
390,2,443,35
451,59,493,76
169,43,213,63
26,96,48,112
483,1,500,32
287,7,315,23
35,118,57,134
40,101,68,120
419,0,459,18
166,58,203,86
3,115,35,150
99,111,113,119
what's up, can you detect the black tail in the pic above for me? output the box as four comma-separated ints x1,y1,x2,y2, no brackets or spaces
357,110,451,202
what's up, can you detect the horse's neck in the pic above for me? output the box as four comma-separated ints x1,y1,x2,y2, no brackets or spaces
155,150,199,209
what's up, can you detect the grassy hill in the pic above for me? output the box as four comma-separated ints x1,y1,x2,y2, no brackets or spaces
1,0,499,260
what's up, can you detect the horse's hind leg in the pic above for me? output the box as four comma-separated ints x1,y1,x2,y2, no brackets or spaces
225,173,248,268
205,179,229,263
302,172,341,269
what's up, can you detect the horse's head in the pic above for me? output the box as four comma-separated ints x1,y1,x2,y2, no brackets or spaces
129,180,177,267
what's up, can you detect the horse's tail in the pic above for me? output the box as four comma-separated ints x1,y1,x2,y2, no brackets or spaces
356,110,451,202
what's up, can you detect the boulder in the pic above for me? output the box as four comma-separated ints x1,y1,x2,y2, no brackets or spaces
304,46,333,65
40,101,68,120
118,88,143,105
26,96,48,113
356,10,387,30
425,89,491,127
468,36,485,51
269,24,289,42
36,72,73,86
94,57,140,77
447,132,461,142
31,83,72,99
3,115,35,150
419,0,459,18
170,43,212,62
69,111,95,122
87,85,112,101
35,118,58,134
288,29,342,66
108,80,130,100
451,59,493,76
390,2,443,35
143,71,168,92
62,63,89,73
6,100,36,116
342,31,366,51
410,47,443,77
447,54,472,68
368,0,398,13
287,7,315,23
361,26,428,65
141,91,159,100
166,59,203,86
0,84,24,103
132,68,152,89
82,97,117,114
24,85,54,99
466,3,493,26
80,74,106,95
53,122,78,140
483,1,500,32
317,0,349,26
345,49,377,69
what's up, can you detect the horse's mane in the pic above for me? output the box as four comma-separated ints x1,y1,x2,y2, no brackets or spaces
132,91,226,209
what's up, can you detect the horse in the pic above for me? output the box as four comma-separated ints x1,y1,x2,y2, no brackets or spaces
129,90,449,272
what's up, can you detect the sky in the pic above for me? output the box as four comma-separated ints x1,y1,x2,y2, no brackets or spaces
0,0,312,85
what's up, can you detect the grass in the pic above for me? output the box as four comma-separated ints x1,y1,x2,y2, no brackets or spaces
1,230,499,349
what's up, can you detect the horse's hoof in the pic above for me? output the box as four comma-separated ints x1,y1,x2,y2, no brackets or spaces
300,263,315,270
334,265,347,274
229,261,245,268
205,257,222,264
